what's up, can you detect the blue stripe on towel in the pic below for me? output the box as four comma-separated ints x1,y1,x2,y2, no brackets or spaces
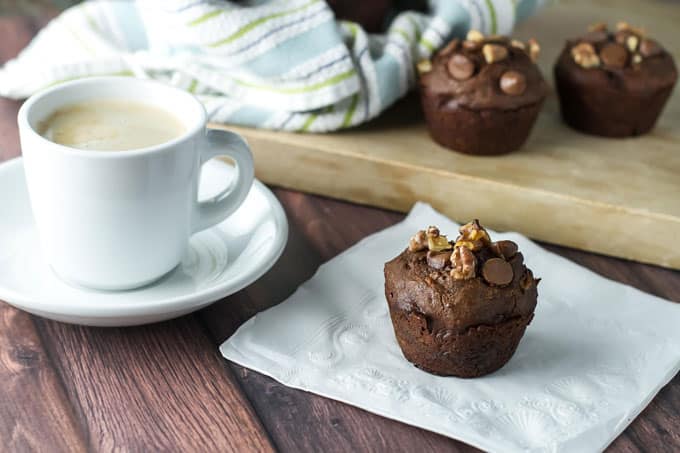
431,1,469,28
227,105,275,125
107,1,148,51
374,52,403,108
242,15,340,78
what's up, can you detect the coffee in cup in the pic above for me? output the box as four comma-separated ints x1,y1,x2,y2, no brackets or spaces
37,99,185,151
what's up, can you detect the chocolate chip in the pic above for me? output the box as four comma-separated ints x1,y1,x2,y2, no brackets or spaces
527,38,540,62
492,240,518,259
439,39,460,56
581,30,608,44
482,43,508,63
599,42,628,68
427,250,452,270
481,258,514,286
447,54,475,80
463,40,481,51
588,22,607,32
499,70,526,96
639,39,662,57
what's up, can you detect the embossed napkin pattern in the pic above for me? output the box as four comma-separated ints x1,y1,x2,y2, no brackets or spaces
222,203,680,453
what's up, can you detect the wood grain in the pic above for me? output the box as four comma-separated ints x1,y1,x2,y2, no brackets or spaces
219,0,680,270
0,303,88,453
33,316,275,452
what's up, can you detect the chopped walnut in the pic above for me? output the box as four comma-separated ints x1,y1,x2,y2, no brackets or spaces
426,226,440,238
455,219,491,251
616,21,645,37
451,246,476,280
417,59,432,75
527,38,540,62
626,34,639,52
510,39,526,50
588,22,607,32
466,29,485,42
408,230,427,252
616,21,630,31
482,43,508,64
571,42,600,68
428,235,452,252
409,226,452,252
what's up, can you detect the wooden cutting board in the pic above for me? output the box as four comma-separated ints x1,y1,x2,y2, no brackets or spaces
214,0,680,270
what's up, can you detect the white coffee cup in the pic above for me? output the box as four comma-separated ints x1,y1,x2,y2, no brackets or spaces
18,77,255,290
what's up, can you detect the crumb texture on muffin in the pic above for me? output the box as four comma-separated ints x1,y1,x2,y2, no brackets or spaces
384,220,539,377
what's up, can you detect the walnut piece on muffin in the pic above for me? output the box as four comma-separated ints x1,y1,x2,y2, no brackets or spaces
384,220,539,378
554,21,677,137
418,30,548,156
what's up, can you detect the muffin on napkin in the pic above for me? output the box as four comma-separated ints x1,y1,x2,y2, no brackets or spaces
418,30,548,155
384,221,539,377
554,21,678,137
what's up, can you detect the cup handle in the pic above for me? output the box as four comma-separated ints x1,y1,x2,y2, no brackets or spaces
192,128,254,234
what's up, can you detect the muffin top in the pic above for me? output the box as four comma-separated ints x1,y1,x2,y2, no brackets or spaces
418,30,548,110
384,221,539,334
555,21,677,91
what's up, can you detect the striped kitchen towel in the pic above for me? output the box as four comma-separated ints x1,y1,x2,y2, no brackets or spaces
0,0,546,132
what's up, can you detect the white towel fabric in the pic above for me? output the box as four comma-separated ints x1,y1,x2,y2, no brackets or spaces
0,0,545,132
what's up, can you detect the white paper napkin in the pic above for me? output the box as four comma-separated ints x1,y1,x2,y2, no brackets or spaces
221,203,680,453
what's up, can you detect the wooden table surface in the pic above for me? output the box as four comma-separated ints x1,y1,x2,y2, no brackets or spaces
1,12,679,453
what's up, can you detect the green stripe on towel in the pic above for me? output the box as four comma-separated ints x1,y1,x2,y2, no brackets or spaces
341,94,359,128
392,28,411,41
231,68,355,94
298,113,318,132
419,37,435,52
207,0,320,47
483,0,498,34
187,9,224,27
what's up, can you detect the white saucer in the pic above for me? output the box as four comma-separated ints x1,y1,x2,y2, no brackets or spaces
0,157,288,326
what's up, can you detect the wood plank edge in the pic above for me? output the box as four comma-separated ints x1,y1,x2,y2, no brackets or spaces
223,125,677,224
239,135,680,271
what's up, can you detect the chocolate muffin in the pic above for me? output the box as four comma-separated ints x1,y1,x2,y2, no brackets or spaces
384,222,539,378
418,30,548,155
554,22,677,137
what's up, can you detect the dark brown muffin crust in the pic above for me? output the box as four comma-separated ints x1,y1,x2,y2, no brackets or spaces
384,222,539,377
418,30,548,155
554,21,677,137
420,100,544,157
